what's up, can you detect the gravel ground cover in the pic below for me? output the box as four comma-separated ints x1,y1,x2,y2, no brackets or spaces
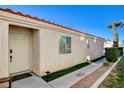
99,57,124,88
71,63,113,88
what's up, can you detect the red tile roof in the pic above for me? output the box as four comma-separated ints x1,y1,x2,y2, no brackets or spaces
0,8,104,40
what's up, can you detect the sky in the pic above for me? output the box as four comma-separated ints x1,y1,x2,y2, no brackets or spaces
0,5,124,41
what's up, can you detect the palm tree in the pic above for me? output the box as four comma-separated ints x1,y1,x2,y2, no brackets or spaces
108,21,124,47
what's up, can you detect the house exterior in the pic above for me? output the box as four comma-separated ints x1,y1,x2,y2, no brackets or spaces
119,40,124,47
104,40,124,48
0,8,105,87
104,40,113,48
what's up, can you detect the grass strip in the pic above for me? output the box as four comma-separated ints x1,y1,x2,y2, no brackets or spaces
42,56,104,82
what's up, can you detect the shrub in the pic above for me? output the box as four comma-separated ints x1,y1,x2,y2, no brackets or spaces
103,61,111,66
118,47,123,57
105,48,119,62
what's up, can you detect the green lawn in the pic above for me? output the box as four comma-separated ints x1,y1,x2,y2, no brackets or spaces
42,56,104,82
99,56,124,88
117,56,124,65
42,62,90,82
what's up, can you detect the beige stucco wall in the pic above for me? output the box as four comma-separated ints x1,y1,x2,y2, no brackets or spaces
0,21,9,87
32,30,41,75
0,21,9,78
0,10,104,79
104,40,113,48
0,20,104,78
39,28,104,76
86,37,104,60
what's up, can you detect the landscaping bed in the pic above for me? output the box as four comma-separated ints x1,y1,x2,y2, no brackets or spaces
99,57,124,88
71,62,113,88
42,56,105,82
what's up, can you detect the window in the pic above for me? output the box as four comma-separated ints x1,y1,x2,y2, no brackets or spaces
87,40,90,49
59,36,71,54
94,37,97,43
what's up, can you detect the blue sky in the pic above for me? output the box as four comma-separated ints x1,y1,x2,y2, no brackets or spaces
0,5,124,41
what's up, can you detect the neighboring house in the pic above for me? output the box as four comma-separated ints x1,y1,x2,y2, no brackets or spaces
119,40,124,47
119,40,124,53
104,40,113,48
104,40,124,48
0,8,105,87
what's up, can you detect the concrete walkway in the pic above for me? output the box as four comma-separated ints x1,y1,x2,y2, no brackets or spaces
12,76,51,88
12,58,105,88
48,58,105,88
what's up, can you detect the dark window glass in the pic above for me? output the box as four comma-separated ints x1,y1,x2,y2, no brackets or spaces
59,36,71,54
87,40,90,49
59,36,66,54
65,37,71,53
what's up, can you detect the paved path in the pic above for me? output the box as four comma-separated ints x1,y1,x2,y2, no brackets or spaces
12,76,51,88
12,58,105,88
48,58,105,88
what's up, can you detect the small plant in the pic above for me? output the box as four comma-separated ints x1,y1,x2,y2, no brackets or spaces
103,61,111,66
86,56,94,64
87,60,94,64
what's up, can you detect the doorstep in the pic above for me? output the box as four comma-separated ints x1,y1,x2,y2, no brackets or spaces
12,75,51,88
48,58,105,88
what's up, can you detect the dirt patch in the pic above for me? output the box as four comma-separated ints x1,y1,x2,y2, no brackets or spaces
71,63,113,88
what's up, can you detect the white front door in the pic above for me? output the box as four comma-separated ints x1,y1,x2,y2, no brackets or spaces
9,30,32,74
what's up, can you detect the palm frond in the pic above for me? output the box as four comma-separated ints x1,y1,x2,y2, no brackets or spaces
108,24,113,29
108,21,124,30
116,21,124,28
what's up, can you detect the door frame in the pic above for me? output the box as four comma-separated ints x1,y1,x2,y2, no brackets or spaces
7,22,43,76
8,25,33,76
